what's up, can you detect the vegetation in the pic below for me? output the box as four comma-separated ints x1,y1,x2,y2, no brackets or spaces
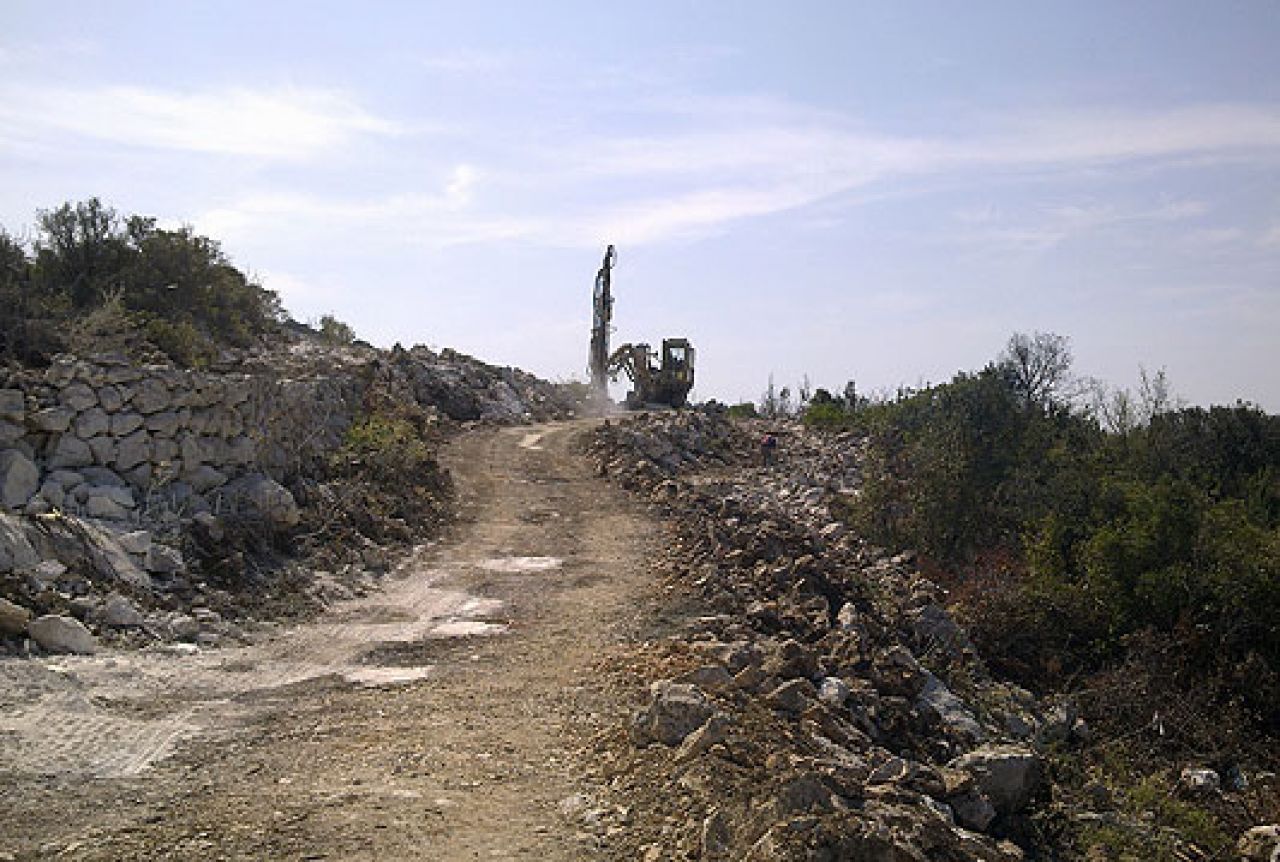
0,198,283,365
802,333,1280,855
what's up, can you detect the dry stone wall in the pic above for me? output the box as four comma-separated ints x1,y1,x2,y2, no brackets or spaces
0,354,342,525
0,343,580,527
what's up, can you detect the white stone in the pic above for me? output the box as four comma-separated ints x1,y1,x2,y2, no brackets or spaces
0,449,39,509
28,614,98,654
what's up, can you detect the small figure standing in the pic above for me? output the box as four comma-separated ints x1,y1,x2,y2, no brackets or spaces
761,431,778,467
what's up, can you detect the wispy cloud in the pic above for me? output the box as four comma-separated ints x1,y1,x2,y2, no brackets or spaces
197,165,532,249
0,84,397,158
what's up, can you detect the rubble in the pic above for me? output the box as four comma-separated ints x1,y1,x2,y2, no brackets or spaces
581,410,1053,859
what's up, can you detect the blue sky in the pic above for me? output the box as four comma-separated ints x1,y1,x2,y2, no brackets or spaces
2,1,1278,408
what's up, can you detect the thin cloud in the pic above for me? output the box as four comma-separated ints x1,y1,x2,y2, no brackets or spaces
0,84,397,158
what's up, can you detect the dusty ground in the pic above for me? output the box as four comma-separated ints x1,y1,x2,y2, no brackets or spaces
0,421,662,861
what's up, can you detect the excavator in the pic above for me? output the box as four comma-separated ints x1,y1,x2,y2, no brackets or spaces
588,245,696,409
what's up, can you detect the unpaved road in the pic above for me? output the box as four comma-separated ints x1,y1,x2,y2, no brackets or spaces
0,422,659,861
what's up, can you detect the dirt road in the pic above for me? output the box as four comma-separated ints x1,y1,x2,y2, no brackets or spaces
0,422,658,861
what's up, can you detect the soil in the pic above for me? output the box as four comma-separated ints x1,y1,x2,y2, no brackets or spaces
0,421,665,861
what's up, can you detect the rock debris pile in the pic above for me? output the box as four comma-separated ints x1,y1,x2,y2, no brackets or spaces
583,411,1070,861
0,334,580,656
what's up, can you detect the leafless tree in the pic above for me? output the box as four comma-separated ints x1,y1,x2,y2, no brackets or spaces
999,331,1075,409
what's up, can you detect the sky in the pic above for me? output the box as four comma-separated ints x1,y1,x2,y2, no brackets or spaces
1,1,1278,409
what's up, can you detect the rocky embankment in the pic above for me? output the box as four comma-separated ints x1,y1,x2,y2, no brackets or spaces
0,334,580,657
581,411,1076,860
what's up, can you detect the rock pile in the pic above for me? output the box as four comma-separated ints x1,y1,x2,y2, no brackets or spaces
584,411,1064,860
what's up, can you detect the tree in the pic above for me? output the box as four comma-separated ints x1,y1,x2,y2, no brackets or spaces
999,331,1074,410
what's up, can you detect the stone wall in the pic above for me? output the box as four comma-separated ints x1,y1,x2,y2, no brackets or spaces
0,343,579,527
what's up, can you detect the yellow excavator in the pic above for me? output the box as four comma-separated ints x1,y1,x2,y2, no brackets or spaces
588,245,696,409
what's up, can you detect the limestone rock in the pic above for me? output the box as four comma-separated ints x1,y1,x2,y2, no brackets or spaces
223,474,300,529
0,596,31,636
100,593,144,627
949,745,1043,815
632,681,715,746
28,614,98,654
0,449,40,509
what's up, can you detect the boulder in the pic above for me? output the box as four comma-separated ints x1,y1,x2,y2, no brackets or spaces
631,681,715,746
949,745,1043,815
223,474,300,529
0,449,40,509
28,614,98,654
0,596,31,636
917,673,987,744
100,593,144,627
949,789,998,832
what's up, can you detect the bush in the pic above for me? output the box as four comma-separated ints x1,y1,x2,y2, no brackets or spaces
0,198,284,365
